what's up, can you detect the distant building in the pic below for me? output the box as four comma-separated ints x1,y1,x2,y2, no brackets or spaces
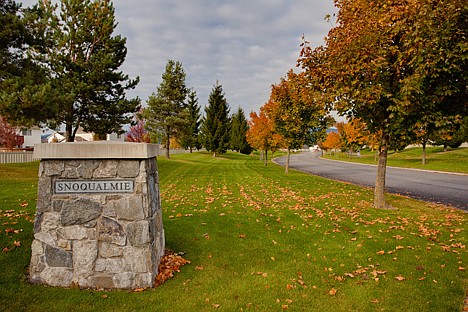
107,132,125,142
17,126,42,148
44,127,124,143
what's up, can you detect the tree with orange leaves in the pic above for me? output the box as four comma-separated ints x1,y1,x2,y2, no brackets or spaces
299,0,467,208
246,107,283,166
321,131,341,155
267,70,331,173
336,119,367,156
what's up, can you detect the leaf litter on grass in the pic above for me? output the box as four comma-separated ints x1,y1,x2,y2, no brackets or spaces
156,154,467,310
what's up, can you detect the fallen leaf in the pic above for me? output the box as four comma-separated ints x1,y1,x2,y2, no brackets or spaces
14,241,21,247
329,288,337,296
376,250,385,255
238,234,246,238
195,266,204,271
395,275,405,281
459,267,465,271
154,250,191,287
212,304,220,308
133,288,146,292
101,294,108,299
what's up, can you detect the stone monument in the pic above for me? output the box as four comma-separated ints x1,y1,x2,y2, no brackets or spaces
29,142,164,289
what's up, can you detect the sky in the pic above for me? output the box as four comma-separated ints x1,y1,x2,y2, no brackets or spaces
22,0,337,115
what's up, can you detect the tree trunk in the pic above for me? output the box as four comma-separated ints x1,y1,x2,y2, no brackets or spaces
165,133,170,159
66,123,74,142
444,142,447,152
190,147,193,153
213,152,216,157
264,150,268,166
421,141,427,165
285,147,290,174
374,133,389,208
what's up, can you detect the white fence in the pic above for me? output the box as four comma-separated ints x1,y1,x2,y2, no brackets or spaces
0,151,37,164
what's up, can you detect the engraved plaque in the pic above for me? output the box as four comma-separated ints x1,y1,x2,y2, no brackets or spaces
54,180,134,194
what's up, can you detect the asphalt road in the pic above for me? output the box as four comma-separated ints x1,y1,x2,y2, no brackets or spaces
274,152,468,211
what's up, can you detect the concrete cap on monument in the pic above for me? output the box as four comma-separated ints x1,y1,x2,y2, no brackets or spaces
33,141,159,159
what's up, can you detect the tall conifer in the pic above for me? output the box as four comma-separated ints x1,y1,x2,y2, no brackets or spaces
202,82,230,157
179,89,201,152
143,60,188,158
39,0,140,141
230,107,252,154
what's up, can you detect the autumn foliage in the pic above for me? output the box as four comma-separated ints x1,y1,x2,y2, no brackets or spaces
0,117,17,148
154,250,190,287
321,132,341,152
125,120,150,143
298,0,467,208
246,107,283,165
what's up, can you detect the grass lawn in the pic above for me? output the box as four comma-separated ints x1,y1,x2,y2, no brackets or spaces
0,152,467,311
322,146,468,174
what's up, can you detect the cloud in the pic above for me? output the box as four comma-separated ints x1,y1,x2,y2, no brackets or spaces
21,0,336,115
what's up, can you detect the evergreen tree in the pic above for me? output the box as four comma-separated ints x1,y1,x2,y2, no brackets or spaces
179,89,201,152
0,0,54,127
38,0,140,141
202,82,230,157
230,107,252,154
143,60,188,158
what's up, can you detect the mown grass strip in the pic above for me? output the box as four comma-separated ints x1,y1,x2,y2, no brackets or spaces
0,152,466,311
322,147,468,173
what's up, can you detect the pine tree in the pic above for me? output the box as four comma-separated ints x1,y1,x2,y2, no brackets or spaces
0,0,53,127
143,60,188,158
230,107,252,154
202,82,230,157
179,89,201,152
39,0,140,141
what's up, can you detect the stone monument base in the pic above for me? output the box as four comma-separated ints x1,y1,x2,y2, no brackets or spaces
29,142,164,289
